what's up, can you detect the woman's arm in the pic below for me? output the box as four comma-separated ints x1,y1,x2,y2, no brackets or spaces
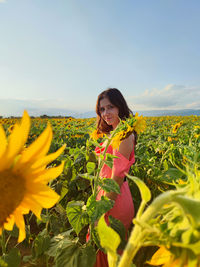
105,134,134,201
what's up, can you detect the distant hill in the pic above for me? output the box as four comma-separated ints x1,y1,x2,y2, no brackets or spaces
0,98,199,118
78,109,200,118
137,109,200,117
0,99,79,118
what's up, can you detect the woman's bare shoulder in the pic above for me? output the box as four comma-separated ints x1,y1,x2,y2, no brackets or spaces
118,134,134,159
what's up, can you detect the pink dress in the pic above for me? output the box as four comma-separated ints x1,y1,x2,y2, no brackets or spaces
94,142,135,267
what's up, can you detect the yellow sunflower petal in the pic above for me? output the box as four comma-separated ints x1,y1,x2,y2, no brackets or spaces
19,110,31,147
6,124,21,158
0,124,21,171
90,129,98,140
18,205,30,214
31,145,66,170
0,124,7,158
5,111,30,164
111,134,122,149
30,186,60,208
32,161,65,183
14,211,25,243
147,247,171,266
18,123,52,165
4,214,15,231
22,197,42,219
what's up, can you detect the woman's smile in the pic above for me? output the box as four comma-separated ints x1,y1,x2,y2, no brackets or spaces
99,97,120,129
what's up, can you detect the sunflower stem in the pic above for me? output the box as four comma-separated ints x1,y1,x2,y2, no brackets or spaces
118,190,183,267
93,127,118,198
45,209,50,233
46,254,49,267
1,229,6,254
90,125,120,242
4,234,11,253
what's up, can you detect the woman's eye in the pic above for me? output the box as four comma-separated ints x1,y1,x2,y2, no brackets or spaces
100,108,104,112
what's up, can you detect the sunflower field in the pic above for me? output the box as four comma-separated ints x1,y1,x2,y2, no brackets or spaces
0,113,200,267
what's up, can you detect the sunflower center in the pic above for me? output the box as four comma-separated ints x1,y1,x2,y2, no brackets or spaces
0,170,25,228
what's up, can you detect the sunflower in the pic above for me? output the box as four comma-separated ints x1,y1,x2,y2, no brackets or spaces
133,113,146,134
147,246,186,267
0,111,66,242
111,130,125,149
90,129,104,140
111,113,146,149
172,121,183,134
147,246,199,267
7,124,15,133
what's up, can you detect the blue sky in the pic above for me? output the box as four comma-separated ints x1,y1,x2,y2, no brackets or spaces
0,0,200,116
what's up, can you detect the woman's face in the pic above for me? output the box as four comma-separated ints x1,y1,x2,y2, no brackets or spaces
99,97,120,129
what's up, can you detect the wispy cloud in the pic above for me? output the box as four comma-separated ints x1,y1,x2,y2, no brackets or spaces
185,101,200,109
0,0,7,3
129,84,200,111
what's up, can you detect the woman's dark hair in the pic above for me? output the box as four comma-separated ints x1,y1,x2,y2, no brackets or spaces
96,88,137,144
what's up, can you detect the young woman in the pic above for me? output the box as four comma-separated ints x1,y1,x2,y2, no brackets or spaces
94,88,136,267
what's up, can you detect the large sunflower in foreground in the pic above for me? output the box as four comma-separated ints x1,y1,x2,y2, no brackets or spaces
0,111,66,242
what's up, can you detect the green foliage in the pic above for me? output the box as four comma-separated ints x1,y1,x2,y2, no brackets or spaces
46,230,74,258
55,242,96,267
2,248,21,267
86,195,114,223
2,115,200,266
162,167,185,181
32,229,51,258
97,215,120,267
86,162,96,174
47,231,96,267
98,178,120,194
104,153,119,169
172,195,200,227
127,174,151,203
66,201,89,235
108,216,127,249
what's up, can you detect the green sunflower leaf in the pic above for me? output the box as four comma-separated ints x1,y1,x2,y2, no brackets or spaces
66,201,89,235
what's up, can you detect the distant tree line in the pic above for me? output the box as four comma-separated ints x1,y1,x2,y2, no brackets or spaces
39,115,74,119
0,115,74,119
